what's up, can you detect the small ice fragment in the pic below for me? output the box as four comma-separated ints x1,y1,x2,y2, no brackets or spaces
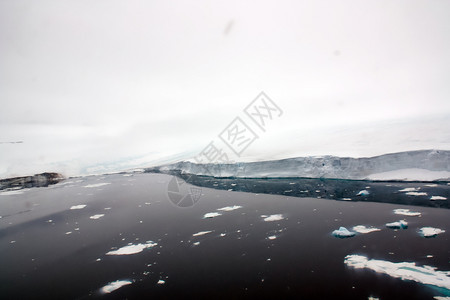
426,255,434,258
70,204,86,210
193,242,200,246
231,183,237,186
101,280,132,293
106,241,157,255
65,231,72,235
393,209,421,217
424,184,438,187
84,183,111,188
47,219,53,223
332,227,356,238
386,220,408,229
74,228,80,231
90,214,105,220
357,190,370,196
203,212,222,219
157,279,165,285
430,196,447,200
192,231,212,237
10,240,16,244
342,198,352,201
220,233,226,237
267,235,277,240
104,207,112,210
405,192,428,196
262,214,284,222
217,205,242,212
399,187,419,192
419,227,445,238
352,225,381,234
96,258,101,261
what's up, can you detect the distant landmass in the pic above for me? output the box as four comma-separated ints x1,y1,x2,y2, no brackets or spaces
146,150,450,182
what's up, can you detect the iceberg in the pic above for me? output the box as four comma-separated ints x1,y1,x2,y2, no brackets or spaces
344,255,450,291
352,225,381,234
203,212,222,219
217,205,242,211
386,220,408,229
106,241,157,255
393,209,421,217
356,190,370,196
332,227,356,238
419,227,446,238
261,214,284,222
101,280,132,293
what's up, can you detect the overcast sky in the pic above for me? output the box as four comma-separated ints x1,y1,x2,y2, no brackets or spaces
1,0,449,177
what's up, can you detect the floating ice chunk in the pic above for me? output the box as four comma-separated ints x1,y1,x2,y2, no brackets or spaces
399,187,419,192
405,192,428,196
393,209,421,217
434,297,450,300
70,204,86,210
101,280,132,293
386,220,408,229
342,198,352,201
192,231,212,237
419,227,445,238
344,255,450,290
193,242,200,246
332,227,356,238
352,225,381,234
203,212,222,219
157,279,165,285
267,235,277,240
425,184,438,187
430,196,447,200
106,241,157,255
65,232,72,235
220,233,226,237
90,214,105,220
357,190,370,196
84,183,110,188
217,205,242,212
262,214,284,222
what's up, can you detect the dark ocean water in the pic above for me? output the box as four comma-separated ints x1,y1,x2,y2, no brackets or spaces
0,173,449,299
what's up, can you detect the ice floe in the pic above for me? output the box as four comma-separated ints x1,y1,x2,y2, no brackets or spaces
419,227,446,238
192,231,212,237
101,280,132,293
90,214,105,220
106,241,157,255
430,196,447,200
405,192,428,196
398,187,419,192
217,205,242,211
352,225,381,234
261,214,284,222
393,209,421,217
0,189,29,196
83,183,111,188
356,190,370,196
344,255,450,290
203,212,222,219
70,204,86,210
386,220,408,229
332,227,356,238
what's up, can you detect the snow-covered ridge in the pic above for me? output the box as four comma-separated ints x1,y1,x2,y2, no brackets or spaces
146,150,450,182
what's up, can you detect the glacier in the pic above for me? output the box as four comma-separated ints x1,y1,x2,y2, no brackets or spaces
146,150,450,182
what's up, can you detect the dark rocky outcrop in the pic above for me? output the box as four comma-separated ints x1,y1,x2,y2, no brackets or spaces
0,172,64,191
